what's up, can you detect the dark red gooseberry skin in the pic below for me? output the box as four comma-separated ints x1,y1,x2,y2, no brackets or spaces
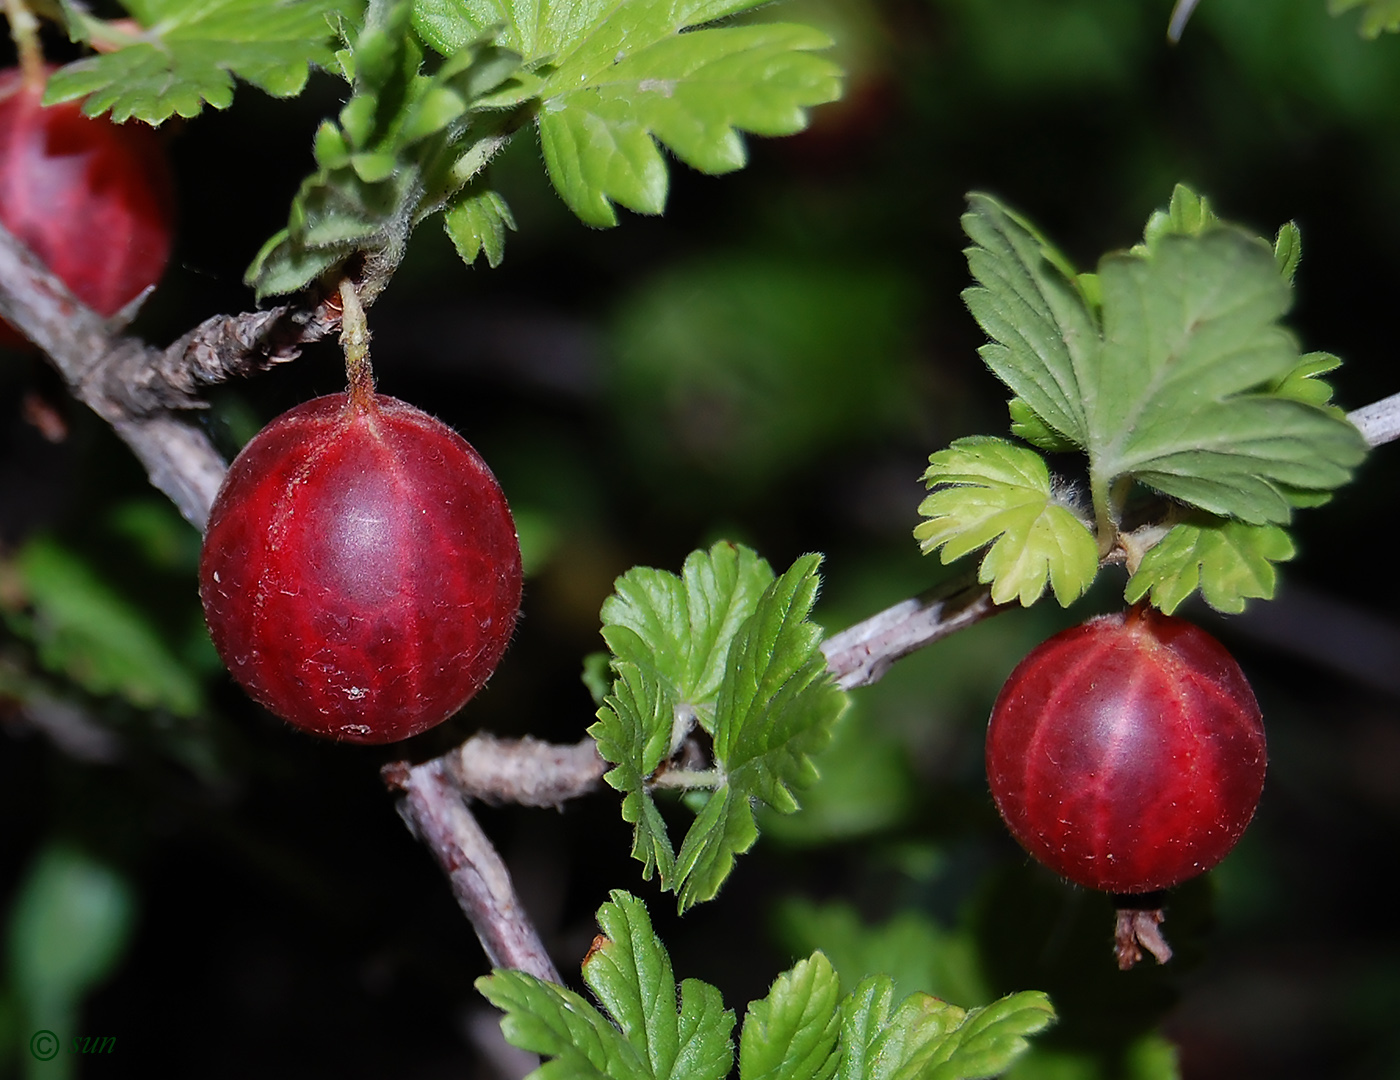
199,393,522,744
0,67,174,346
986,606,1266,895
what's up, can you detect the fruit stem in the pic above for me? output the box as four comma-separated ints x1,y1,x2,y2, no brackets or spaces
3,0,46,89
338,278,375,412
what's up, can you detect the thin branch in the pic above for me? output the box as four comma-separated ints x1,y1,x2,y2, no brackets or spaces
443,732,607,807
383,758,562,983
1349,393,1400,448
0,220,337,527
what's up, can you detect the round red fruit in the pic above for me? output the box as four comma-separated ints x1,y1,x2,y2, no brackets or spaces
985,606,1265,895
0,67,174,345
199,393,522,744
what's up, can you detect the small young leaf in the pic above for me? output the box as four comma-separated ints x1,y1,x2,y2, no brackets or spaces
1124,517,1296,614
1007,399,1077,453
1328,0,1400,37
43,0,357,124
1274,221,1302,282
1267,350,1343,410
739,953,842,1080
914,437,1098,607
444,186,517,267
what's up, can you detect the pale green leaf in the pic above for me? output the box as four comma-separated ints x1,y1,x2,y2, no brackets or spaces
1329,0,1400,36
444,186,517,267
1007,398,1077,453
4,537,203,716
914,437,1098,607
1124,517,1296,614
1267,350,1343,410
1274,221,1302,283
739,953,842,1080
43,0,357,124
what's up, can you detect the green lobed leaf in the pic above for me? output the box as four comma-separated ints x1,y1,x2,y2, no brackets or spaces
536,21,841,226
589,658,678,883
2,537,203,716
601,541,775,725
44,0,358,124
444,185,517,267
477,892,734,1080
914,437,1098,607
414,0,840,226
671,555,846,911
839,979,1053,1080
961,191,1368,529
1007,398,1077,453
1124,517,1296,614
1267,350,1344,411
1328,0,1400,36
739,953,842,1080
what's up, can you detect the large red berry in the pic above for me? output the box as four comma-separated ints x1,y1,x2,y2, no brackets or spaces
0,67,173,345
199,392,522,744
985,606,1265,895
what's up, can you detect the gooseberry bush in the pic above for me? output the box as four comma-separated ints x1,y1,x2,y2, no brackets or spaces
2,0,1399,1076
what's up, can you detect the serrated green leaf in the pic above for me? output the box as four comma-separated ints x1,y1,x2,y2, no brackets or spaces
444,186,517,267
477,893,734,1080
1329,0,1400,37
42,0,357,124
413,0,839,226
588,657,678,883
672,555,846,910
586,892,736,1080
1089,232,1365,522
3,537,203,716
477,970,647,1080
961,195,1097,449
838,979,1052,1080
740,953,842,1080
314,120,352,168
914,437,1098,607
601,541,775,723
962,193,1368,530
539,21,840,225
1124,517,1295,614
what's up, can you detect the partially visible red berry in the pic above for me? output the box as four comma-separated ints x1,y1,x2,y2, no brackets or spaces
0,67,174,346
199,392,522,744
985,605,1266,896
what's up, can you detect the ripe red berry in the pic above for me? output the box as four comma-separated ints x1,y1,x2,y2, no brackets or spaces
0,67,174,345
985,606,1266,896
199,392,522,744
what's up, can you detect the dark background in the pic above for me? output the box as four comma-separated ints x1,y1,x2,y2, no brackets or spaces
3,0,1400,1076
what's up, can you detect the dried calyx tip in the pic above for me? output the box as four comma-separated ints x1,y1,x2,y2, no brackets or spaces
1112,892,1173,970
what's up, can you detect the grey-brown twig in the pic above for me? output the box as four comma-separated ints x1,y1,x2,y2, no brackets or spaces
383,757,562,983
